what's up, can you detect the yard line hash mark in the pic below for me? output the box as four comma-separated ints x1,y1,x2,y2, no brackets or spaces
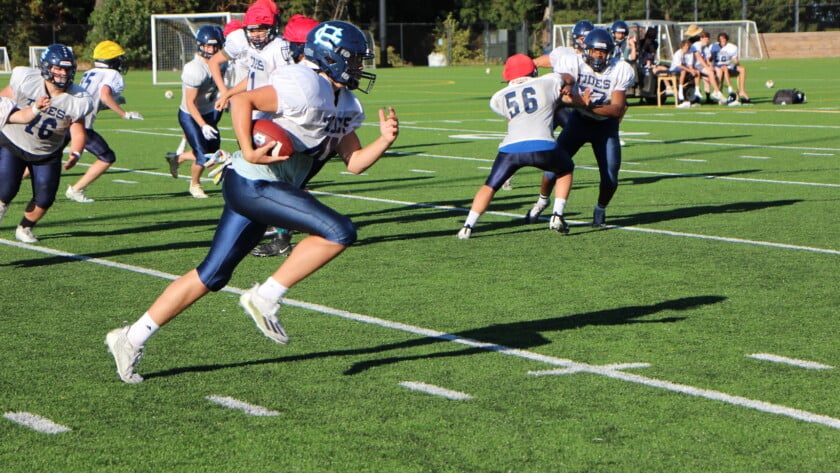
2,241,839,430
400,382,473,400
4,412,71,434
205,396,281,416
747,354,834,370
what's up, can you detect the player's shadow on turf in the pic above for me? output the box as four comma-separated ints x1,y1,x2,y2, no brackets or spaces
143,295,723,381
338,295,724,375
621,169,762,186
613,199,801,227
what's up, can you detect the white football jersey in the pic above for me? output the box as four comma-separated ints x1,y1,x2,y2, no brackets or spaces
1,67,94,155
242,37,293,91
180,55,220,116
691,40,713,64
714,43,738,67
490,74,565,149
669,48,696,72
222,29,250,88
79,67,125,128
548,46,579,68
232,63,365,187
0,96,17,129
551,54,635,121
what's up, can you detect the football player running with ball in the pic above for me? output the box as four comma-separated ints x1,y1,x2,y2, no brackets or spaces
105,21,399,384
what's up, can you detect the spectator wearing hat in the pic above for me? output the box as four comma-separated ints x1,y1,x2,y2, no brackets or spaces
456,53,574,239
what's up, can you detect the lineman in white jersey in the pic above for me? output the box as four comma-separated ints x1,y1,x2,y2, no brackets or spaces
66,41,144,203
212,1,292,111
165,25,227,198
105,21,399,384
526,28,635,228
0,44,94,243
457,54,574,239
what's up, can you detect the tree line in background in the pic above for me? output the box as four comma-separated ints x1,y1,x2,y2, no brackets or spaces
0,0,836,68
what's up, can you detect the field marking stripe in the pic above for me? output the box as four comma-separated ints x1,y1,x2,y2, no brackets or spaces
747,353,834,370
1,241,839,430
307,192,840,255
400,382,473,400
4,412,71,434
205,396,280,416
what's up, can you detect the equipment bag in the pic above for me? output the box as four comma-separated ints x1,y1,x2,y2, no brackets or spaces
773,89,806,105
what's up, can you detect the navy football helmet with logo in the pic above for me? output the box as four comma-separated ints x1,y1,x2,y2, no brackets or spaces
583,28,615,73
572,20,595,50
304,21,376,93
40,44,76,90
196,25,224,59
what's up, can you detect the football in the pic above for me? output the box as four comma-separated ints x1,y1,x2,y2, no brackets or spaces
252,119,295,158
164,90,174,99
765,80,774,89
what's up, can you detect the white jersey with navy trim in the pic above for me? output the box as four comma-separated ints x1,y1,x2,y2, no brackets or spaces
231,63,365,187
79,67,125,128
0,96,17,129
490,74,565,149
669,48,696,72
713,43,738,67
552,54,634,121
1,67,94,155
180,55,220,116
243,38,293,91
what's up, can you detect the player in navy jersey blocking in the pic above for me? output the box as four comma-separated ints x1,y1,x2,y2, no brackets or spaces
0,44,94,243
527,28,635,228
105,21,399,384
65,41,144,203
457,54,574,239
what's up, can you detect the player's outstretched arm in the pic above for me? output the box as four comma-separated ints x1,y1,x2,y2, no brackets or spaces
341,106,399,175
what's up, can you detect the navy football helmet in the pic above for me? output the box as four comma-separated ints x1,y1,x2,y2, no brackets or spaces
572,20,595,50
610,21,629,39
40,44,76,90
583,28,615,73
304,21,376,93
196,25,224,59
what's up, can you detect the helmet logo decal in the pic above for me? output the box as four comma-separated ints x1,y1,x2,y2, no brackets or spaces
312,24,343,49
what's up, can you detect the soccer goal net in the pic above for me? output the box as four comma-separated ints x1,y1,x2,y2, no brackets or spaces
0,47,11,73
151,13,233,85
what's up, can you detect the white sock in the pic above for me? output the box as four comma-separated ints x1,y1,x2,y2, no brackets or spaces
257,277,288,304
537,195,550,206
175,137,187,155
552,199,567,216
464,211,480,228
127,312,160,347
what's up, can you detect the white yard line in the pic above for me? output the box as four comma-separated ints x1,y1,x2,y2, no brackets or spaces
1,240,838,430
4,412,71,434
399,382,473,400
205,396,280,416
747,354,834,370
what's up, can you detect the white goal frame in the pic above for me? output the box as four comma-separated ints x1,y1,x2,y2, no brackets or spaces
29,45,73,68
0,46,11,73
151,13,233,85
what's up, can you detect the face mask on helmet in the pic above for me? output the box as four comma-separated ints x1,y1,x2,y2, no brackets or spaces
95,56,128,75
583,29,615,73
304,21,376,93
196,25,224,59
40,44,76,90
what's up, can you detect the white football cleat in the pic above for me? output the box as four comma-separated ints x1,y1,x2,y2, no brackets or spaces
525,199,548,224
548,214,569,234
456,225,472,240
189,184,208,199
105,326,144,384
240,284,289,344
15,225,38,243
65,185,94,203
